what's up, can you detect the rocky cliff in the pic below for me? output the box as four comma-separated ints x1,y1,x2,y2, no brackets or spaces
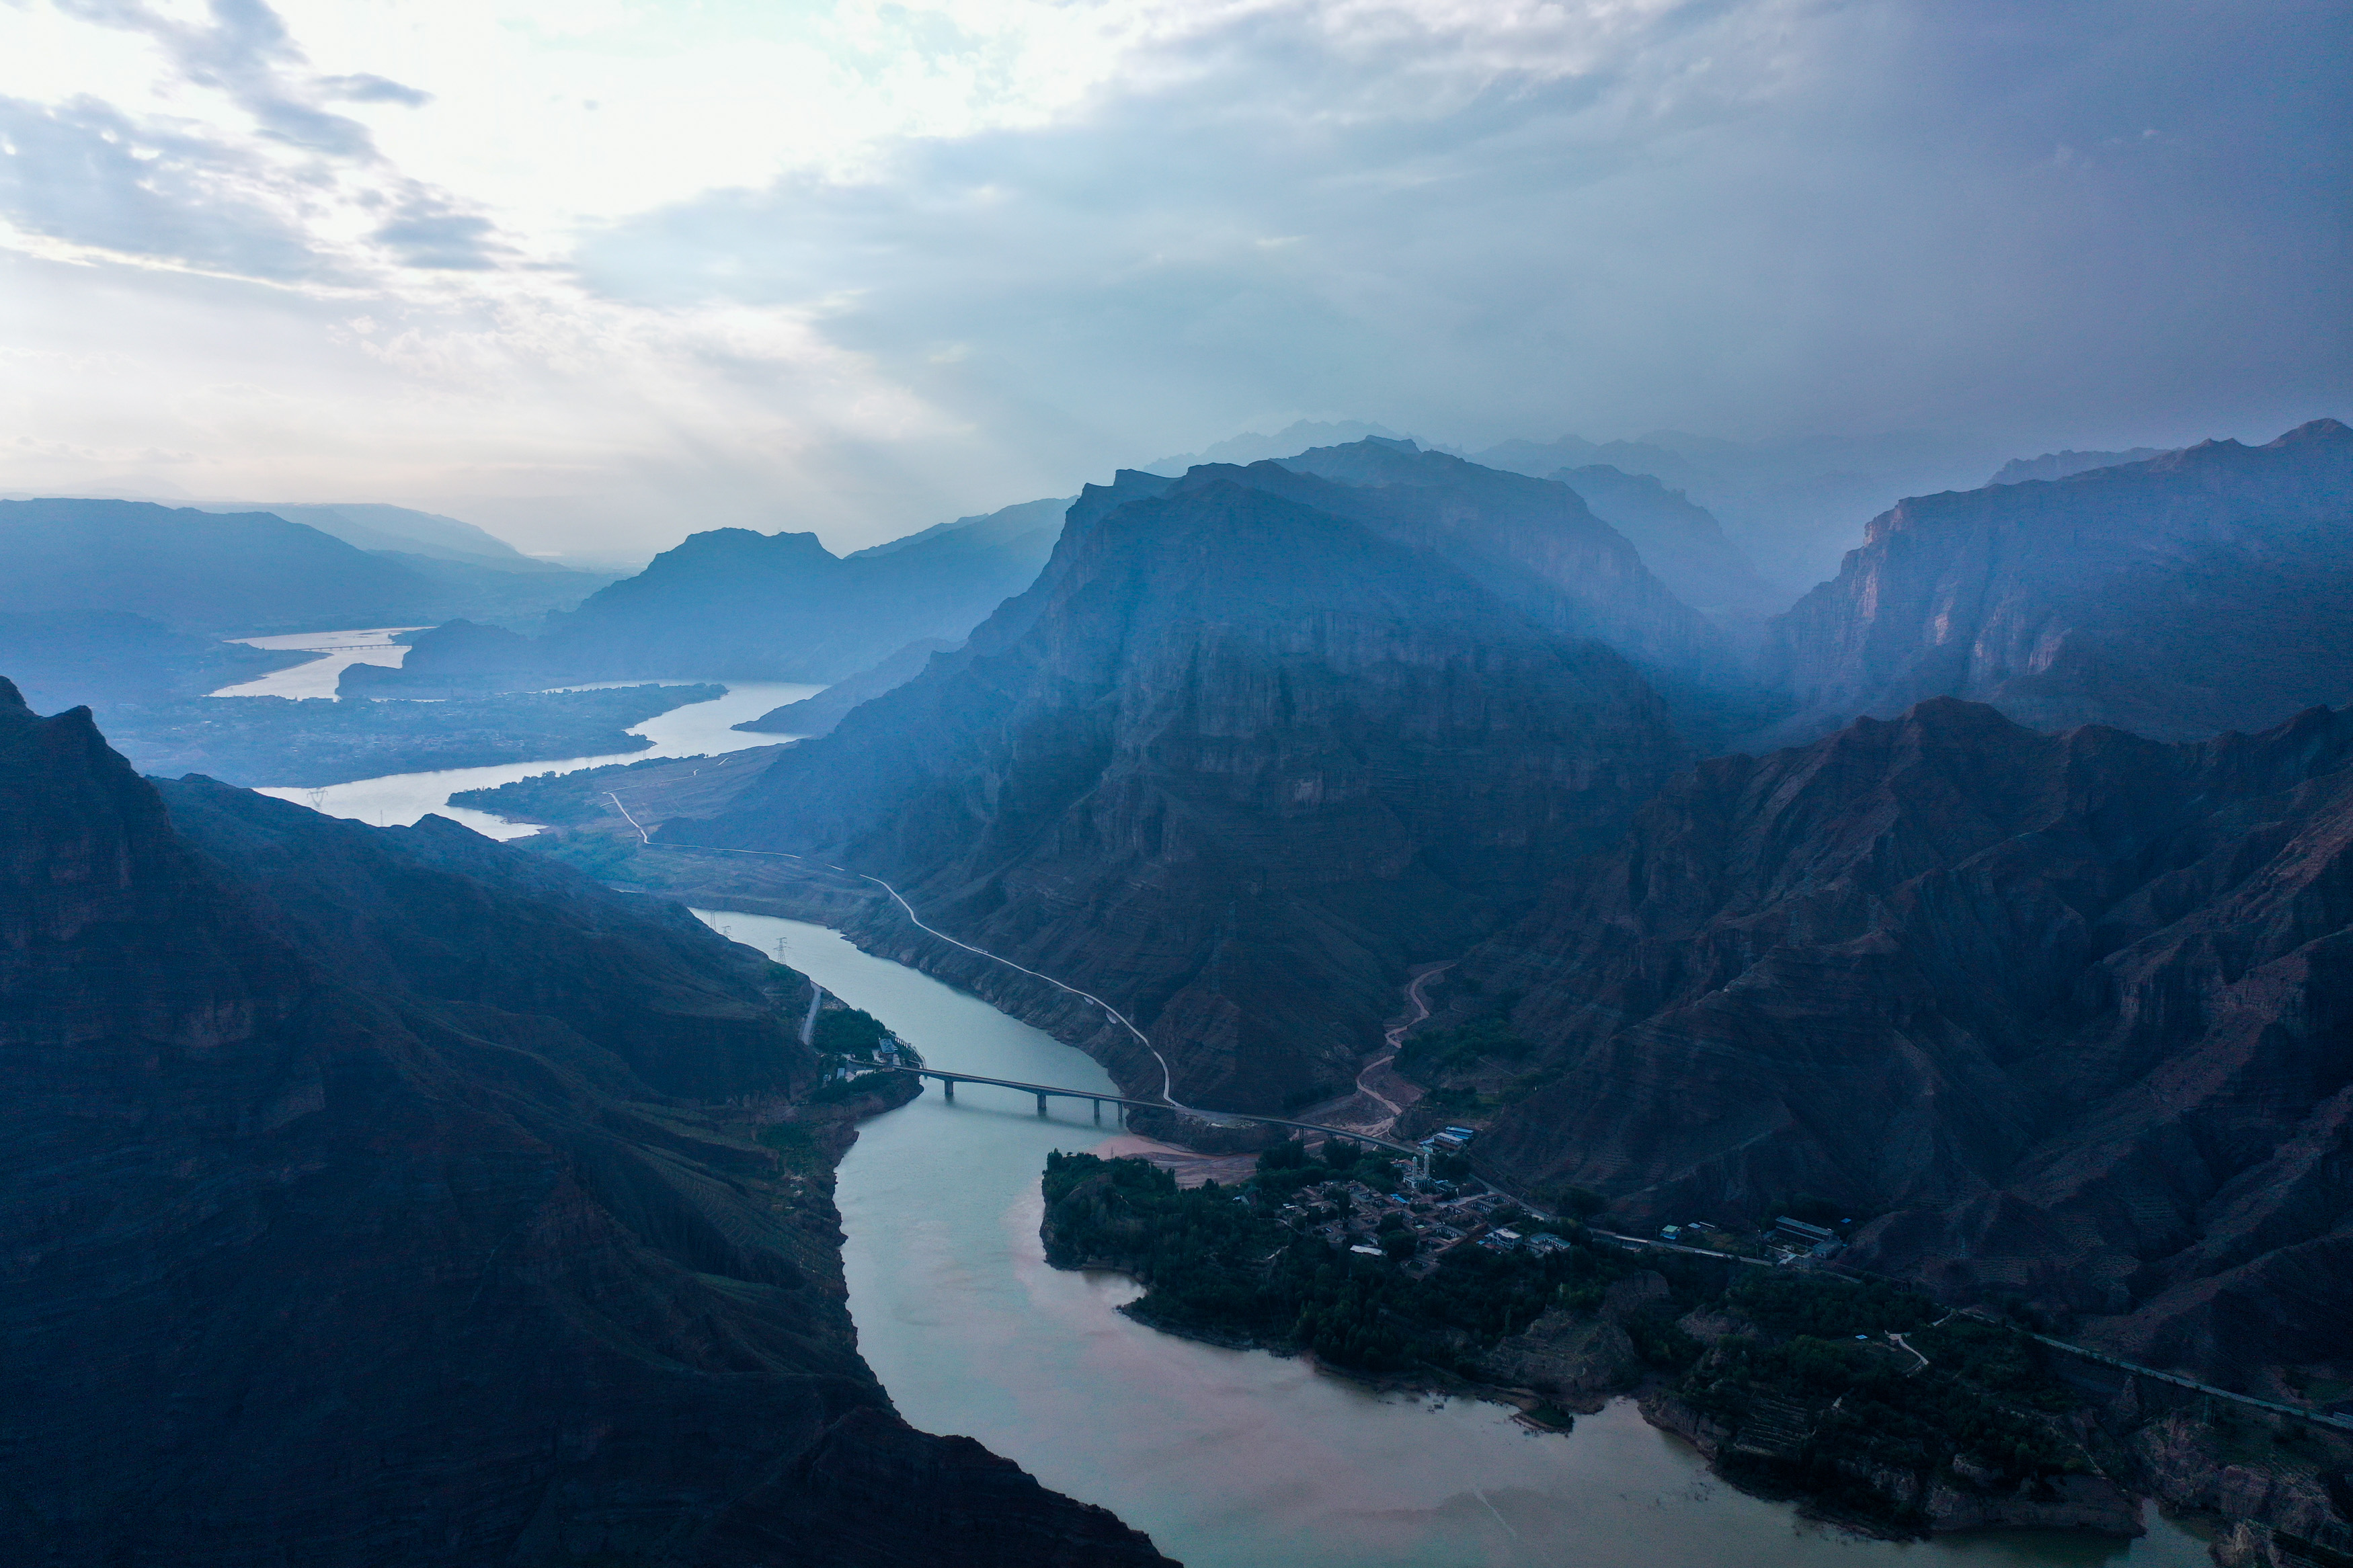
662,453,1688,1112
1761,419,2353,743
0,678,1172,1566
1425,695,2352,1393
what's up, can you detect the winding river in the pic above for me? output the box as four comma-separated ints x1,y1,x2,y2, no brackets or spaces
251,636,2212,1567
693,911,2214,1568
241,676,819,837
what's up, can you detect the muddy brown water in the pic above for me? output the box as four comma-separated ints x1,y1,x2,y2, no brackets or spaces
695,911,2216,1568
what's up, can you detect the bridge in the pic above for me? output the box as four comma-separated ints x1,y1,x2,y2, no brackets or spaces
908,1068,1426,1165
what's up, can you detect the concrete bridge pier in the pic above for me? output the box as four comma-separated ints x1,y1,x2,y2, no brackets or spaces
1092,1098,1102,1123
1036,1091,1049,1117
941,1079,953,1102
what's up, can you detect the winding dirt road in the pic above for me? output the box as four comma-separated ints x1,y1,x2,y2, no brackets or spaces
1313,961,1451,1137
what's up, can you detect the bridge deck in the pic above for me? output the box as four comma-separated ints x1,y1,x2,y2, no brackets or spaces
908,1068,1421,1157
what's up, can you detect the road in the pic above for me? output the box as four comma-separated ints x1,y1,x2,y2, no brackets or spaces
621,833,1187,1108
1322,961,1452,1138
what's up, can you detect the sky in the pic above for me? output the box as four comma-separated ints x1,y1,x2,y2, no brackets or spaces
1,0,2346,559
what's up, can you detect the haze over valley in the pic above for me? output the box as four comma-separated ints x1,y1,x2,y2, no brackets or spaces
3,2,2348,1566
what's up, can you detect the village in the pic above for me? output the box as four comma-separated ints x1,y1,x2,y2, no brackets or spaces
1265,1127,1856,1277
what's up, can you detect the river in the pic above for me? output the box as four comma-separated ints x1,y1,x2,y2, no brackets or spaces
214,625,430,698
247,630,2215,1567
245,677,818,837
691,910,2215,1568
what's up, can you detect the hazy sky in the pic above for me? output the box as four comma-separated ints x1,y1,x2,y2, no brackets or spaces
2,0,2345,556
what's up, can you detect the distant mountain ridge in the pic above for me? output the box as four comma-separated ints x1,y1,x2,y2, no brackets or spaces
0,499,441,634
372,494,1069,690
1986,447,2166,485
196,500,553,569
1472,428,2005,588
1142,419,1406,474
1544,464,1787,627
0,498,609,637
1762,419,2353,743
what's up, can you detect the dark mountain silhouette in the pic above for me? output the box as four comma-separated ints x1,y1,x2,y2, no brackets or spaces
0,678,1171,1567
1427,696,2352,1389
1987,447,2165,485
1269,440,1731,680
1762,420,2353,743
367,496,1067,690
660,450,1687,1112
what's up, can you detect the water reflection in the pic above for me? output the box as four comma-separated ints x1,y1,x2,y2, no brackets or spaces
212,626,428,700
259,679,817,836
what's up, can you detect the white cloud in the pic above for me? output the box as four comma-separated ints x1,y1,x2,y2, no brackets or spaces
0,0,2344,556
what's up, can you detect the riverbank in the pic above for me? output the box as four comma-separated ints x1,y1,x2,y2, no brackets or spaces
104,683,722,786
1029,1147,2353,1558
709,909,2221,1568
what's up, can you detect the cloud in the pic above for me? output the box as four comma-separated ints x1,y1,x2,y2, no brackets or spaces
575,0,2352,458
55,0,384,158
370,191,506,271
0,0,2344,558
0,93,333,279
5,0,456,280
317,73,432,108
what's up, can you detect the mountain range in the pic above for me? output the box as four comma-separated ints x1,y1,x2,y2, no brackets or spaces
605,419,2353,1402
1469,427,2007,588
1430,694,2352,1391
1765,420,2353,743
0,498,610,641
11,407,2351,1551
663,450,1694,1110
195,500,559,570
0,677,1170,1565
368,495,1069,691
